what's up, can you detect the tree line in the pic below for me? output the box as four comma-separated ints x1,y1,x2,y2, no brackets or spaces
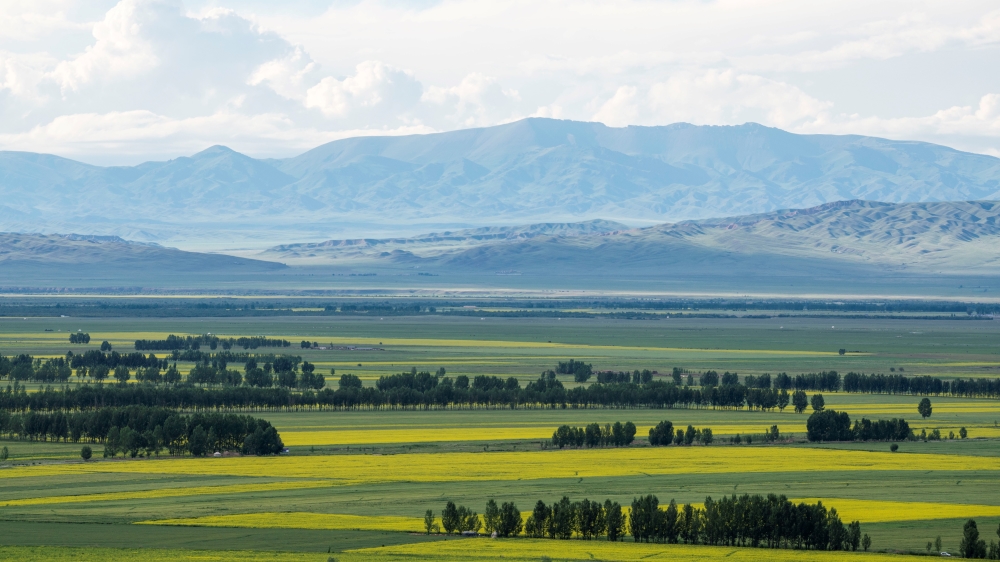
134,334,291,351
556,359,594,382
427,494,866,551
4,367,998,413
68,332,91,344
648,421,714,446
806,409,912,442
956,519,1000,559
551,421,637,448
0,405,283,456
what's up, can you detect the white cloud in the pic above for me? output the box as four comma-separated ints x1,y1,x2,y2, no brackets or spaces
0,108,436,162
248,46,316,101
798,93,1000,153
423,73,520,126
595,71,832,129
304,60,423,119
48,0,163,93
2,0,1000,162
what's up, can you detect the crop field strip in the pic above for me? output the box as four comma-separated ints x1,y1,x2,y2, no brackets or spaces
135,496,1000,531
3,447,998,482
0,542,939,561
3,314,1000,558
0,480,333,507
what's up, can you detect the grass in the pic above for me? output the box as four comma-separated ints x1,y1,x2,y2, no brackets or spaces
141,512,427,532
3,313,1000,557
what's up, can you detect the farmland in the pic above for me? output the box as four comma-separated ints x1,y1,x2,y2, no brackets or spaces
1,306,999,560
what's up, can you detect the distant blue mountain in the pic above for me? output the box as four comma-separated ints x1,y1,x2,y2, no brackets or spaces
2,118,999,244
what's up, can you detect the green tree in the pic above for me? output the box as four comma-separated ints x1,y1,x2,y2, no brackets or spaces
936,535,943,553
80,445,92,460
683,425,696,445
188,425,208,457
441,501,459,534
100,341,112,351
960,519,987,558
811,393,825,412
792,390,808,413
700,427,714,445
484,499,501,535
960,427,968,439
424,510,435,534
105,427,120,458
918,397,933,419
113,365,130,384
847,521,861,551
605,500,624,542
777,389,790,411
862,533,871,552
498,502,522,537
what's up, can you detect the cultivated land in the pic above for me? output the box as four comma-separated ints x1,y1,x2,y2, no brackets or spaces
1,309,999,560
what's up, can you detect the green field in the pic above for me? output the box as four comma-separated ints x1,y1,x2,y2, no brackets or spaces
2,311,999,560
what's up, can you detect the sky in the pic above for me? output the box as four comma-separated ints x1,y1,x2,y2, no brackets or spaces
1,0,998,165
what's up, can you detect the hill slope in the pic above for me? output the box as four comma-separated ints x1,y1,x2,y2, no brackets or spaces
259,200,1000,275
0,233,286,274
2,119,1000,247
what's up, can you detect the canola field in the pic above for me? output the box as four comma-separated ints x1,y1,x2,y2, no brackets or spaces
2,314,1000,559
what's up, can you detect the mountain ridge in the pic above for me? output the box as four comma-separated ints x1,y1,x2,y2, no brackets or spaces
3,118,1000,247
258,200,1000,274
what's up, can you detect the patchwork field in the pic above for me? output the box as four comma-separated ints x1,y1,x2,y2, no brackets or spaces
2,311,999,559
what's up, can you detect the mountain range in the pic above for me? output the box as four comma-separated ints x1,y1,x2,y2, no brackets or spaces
259,199,1000,275
3,118,1000,249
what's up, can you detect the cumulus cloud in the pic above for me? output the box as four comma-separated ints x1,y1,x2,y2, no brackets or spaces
304,60,423,119
594,71,831,129
2,0,1000,162
423,73,520,126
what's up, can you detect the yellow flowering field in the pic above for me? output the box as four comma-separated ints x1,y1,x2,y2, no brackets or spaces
280,423,804,446
349,538,923,561
2,447,995,483
795,498,1000,523
0,480,331,507
140,511,425,532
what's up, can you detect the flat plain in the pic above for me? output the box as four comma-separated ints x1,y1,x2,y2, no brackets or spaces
1,310,999,560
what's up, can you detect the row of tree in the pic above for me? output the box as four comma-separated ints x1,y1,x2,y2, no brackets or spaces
68,332,91,344
134,334,291,351
551,421,637,448
556,359,594,382
806,409,912,442
1,372,994,413
429,494,866,551
648,421,714,446
0,405,283,456
596,370,655,385
958,519,1000,559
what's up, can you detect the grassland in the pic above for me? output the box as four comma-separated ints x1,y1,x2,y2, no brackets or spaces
1,312,999,559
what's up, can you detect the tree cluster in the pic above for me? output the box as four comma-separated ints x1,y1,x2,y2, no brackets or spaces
958,518,1000,559
551,421,636,448
68,333,91,344
429,494,864,552
629,494,862,551
134,334,290,351
0,405,283,456
648,421,714,446
556,359,594,383
596,370,654,385
806,409,911,442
